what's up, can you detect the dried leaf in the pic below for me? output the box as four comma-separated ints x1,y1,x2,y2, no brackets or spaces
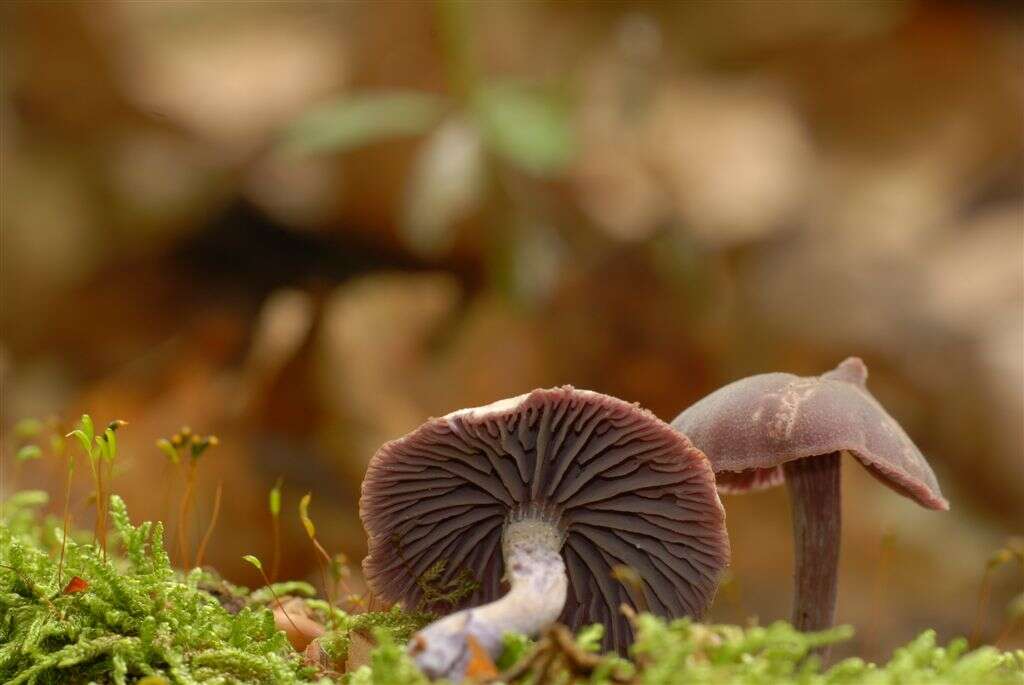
465,634,499,679
61,576,89,595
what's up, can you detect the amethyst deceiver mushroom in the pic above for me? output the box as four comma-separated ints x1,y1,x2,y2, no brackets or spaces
361,386,729,680
672,357,948,638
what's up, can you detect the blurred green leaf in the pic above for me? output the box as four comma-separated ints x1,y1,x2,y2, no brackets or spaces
14,418,43,440
7,490,48,507
473,82,574,176
16,445,42,462
281,91,446,156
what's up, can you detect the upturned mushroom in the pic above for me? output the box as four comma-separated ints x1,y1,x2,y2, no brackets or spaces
361,386,729,681
671,357,948,639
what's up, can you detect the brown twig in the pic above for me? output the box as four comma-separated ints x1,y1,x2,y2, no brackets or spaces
487,624,632,685
550,624,600,670
533,647,557,685
491,635,551,683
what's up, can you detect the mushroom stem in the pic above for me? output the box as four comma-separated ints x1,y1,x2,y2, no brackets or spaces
409,517,566,682
783,451,841,646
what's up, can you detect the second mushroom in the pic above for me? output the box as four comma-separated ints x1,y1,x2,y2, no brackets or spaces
361,386,729,681
671,357,949,642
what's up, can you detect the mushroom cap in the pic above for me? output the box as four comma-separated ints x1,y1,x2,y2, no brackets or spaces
361,386,729,651
671,358,949,510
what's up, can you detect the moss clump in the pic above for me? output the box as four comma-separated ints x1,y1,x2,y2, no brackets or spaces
3,490,1022,684
318,606,433,666
1,491,320,684
623,614,1023,685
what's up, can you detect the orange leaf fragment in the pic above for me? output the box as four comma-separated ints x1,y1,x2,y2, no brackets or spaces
62,576,89,594
464,634,499,679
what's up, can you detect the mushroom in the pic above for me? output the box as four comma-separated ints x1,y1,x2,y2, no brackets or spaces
671,357,948,639
361,386,729,681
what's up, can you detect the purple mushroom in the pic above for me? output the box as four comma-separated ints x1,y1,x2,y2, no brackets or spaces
672,357,948,641
361,386,729,680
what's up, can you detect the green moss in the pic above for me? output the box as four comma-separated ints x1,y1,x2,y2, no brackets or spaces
415,558,480,613
0,492,321,685
3,490,1022,684
319,606,434,666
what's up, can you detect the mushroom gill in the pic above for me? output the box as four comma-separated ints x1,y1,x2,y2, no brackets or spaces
361,386,729,680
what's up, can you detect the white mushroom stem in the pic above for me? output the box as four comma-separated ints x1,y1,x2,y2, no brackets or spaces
409,517,567,681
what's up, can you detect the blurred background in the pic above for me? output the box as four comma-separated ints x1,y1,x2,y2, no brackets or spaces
2,0,1021,661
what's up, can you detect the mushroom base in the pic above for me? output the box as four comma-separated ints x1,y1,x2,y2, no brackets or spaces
408,517,567,681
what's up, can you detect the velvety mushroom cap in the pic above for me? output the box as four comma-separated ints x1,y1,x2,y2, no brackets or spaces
361,386,729,651
671,358,949,510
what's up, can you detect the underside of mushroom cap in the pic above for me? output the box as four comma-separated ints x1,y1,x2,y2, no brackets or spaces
671,358,949,510
361,386,730,652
